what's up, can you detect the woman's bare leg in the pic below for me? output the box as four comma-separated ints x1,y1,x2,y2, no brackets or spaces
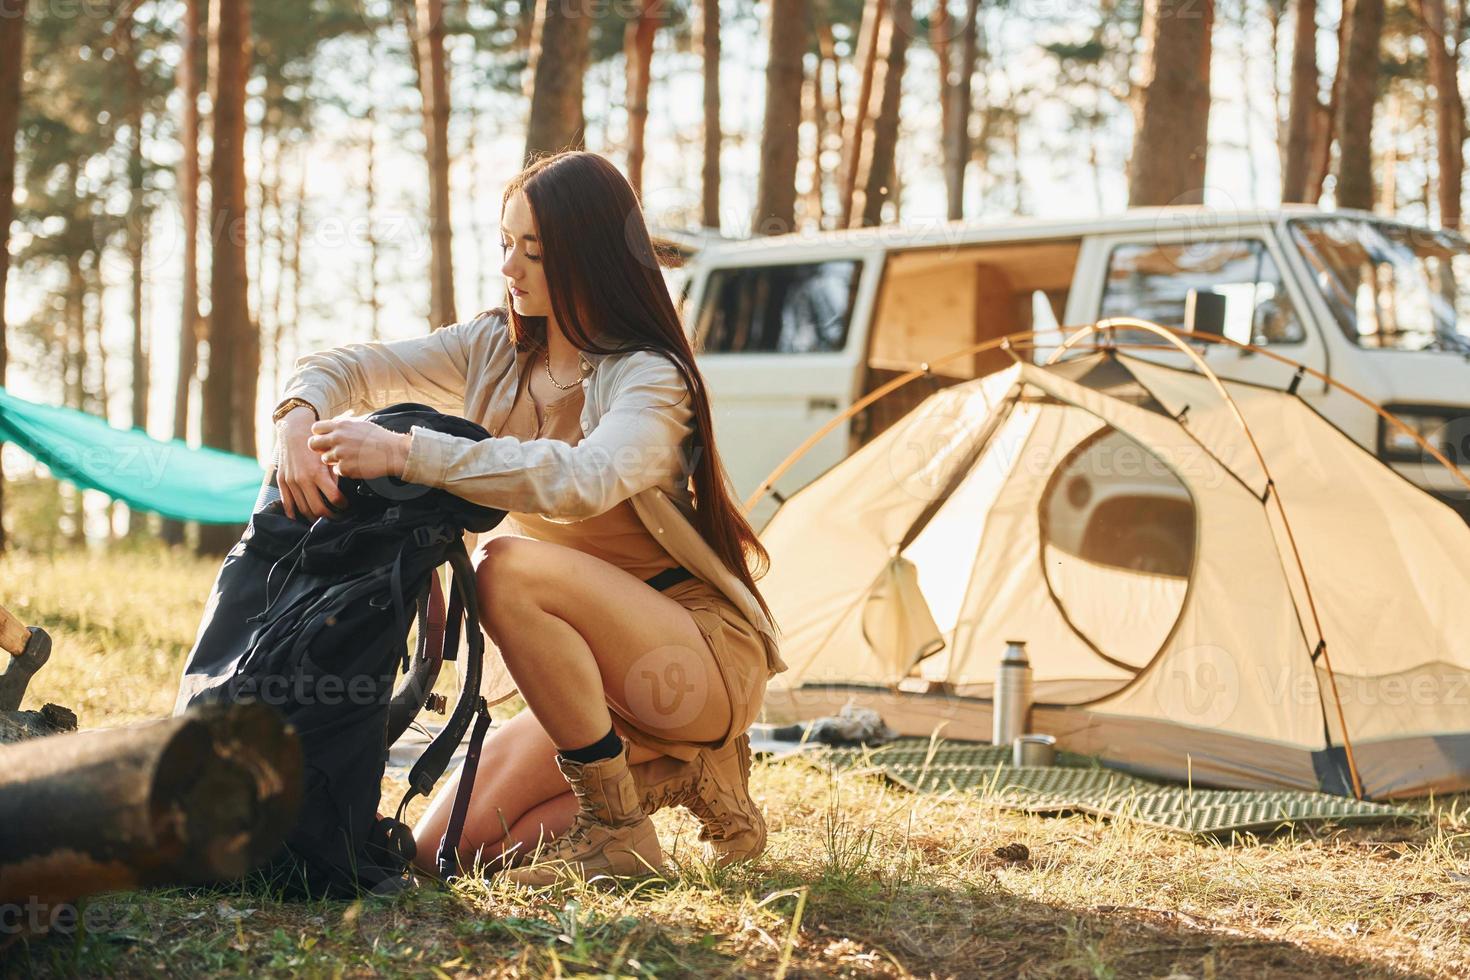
411,534,733,872
473,536,734,749
411,703,659,872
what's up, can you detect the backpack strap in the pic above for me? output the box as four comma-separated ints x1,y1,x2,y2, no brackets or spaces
383,569,448,749
391,540,490,875
436,696,491,878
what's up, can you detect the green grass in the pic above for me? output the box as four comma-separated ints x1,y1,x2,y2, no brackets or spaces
5,544,1470,978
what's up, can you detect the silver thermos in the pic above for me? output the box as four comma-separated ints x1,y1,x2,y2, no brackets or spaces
993,640,1033,747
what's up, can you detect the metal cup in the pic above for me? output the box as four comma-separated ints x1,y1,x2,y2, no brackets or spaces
1012,733,1057,767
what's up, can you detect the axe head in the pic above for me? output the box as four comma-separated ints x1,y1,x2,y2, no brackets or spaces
0,628,53,714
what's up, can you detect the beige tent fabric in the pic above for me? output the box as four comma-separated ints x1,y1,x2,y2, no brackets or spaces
758,369,1020,687
760,347,1470,794
861,556,946,680
1120,356,1470,741
921,403,1139,698
1012,362,1325,746
1042,545,1188,669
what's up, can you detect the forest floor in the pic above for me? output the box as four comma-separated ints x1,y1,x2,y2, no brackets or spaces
4,546,1470,979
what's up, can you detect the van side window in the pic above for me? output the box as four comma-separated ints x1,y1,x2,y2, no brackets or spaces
1100,240,1306,345
695,261,861,353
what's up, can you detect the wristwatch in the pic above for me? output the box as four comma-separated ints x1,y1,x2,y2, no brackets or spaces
272,397,319,425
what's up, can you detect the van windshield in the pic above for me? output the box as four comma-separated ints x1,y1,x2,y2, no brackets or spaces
1288,217,1470,353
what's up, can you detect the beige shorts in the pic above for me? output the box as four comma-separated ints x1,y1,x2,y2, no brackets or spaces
609,574,768,762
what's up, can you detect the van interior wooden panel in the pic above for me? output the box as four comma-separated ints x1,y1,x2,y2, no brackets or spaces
858,239,1082,450
868,239,1082,378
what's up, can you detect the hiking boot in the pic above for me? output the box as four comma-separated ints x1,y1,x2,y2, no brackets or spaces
503,738,663,887
631,732,766,867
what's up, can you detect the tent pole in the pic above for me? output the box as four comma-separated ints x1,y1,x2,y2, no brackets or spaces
1044,317,1366,799
743,331,1049,513
1045,322,1470,495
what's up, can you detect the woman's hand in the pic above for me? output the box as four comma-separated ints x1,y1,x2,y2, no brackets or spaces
275,408,350,521
306,418,412,484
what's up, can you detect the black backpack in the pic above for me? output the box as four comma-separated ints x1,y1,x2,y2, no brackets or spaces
174,402,507,897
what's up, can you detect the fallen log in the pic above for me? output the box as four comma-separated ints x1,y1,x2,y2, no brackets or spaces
0,702,302,932
0,702,77,744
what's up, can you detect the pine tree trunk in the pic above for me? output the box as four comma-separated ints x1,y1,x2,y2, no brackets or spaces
1305,6,1349,202
1419,0,1462,228
624,0,657,197
0,0,28,555
932,0,951,151
851,0,912,227
698,0,721,229
1281,0,1318,201
88,259,118,544
1127,0,1214,206
1333,0,1384,211
815,16,844,227
944,0,980,220
524,0,592,163
411,0,456,328
840,0,888,227
753,0,810,235
803,52,825,223
199,0,252,556
163,0,203,547
125,41,148,441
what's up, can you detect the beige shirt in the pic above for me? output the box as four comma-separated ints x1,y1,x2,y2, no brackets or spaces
274,309,786,676
499,355,683,581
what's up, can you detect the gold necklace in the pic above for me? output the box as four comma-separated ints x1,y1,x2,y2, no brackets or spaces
544,351,583,390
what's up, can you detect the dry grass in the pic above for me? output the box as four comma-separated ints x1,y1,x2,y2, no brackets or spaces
4,546,1470,978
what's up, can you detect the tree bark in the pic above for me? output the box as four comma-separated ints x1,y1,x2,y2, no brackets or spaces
124,37,148,442
200,0,253,555
1282,0,1318,201
0,0,28,555
405,0,456,329
624,0,657,197
840,0,888,227
1332,0,1384,211
1127,0,1214,206
850,0,912,227
698,0,721,229
752,0,810,235
944,0,980,220
1417,0,1462,228
0,704,302,925
932,0,951,149
163,0,204,547
524,0,592,163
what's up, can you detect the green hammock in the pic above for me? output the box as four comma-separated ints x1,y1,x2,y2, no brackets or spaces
0,386,266,523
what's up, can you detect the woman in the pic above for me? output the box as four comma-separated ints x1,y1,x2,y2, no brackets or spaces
269,151,785,886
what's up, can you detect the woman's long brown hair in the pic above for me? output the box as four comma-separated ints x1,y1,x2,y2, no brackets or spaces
500,151,776,626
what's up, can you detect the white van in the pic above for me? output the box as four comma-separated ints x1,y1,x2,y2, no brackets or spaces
684,206,1470,529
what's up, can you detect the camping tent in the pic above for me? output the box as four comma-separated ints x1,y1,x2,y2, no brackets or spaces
757,344,1470,800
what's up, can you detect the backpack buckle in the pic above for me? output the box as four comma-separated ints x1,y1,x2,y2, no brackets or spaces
412,525,452,548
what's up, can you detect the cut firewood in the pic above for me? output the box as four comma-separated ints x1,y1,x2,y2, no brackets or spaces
0,702,302,934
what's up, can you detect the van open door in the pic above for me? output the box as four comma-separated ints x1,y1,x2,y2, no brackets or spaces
856,237,1083,448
